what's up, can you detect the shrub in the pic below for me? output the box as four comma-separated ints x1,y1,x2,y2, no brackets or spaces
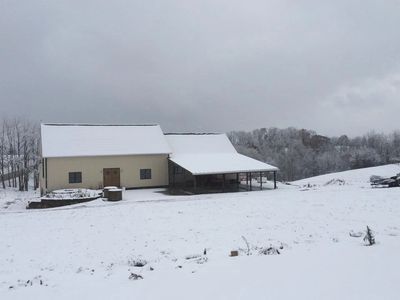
364,226,376,246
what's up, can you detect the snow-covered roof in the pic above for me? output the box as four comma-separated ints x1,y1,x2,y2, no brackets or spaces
166,134,278,175
41,124,171,158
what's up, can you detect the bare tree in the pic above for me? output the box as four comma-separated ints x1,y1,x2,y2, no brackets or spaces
0,121,6,189
0,118,40,191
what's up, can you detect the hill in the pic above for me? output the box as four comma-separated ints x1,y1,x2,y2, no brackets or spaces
1,165,399,299
293,163,400,187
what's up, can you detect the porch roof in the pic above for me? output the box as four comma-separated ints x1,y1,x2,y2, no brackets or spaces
169,153,278,175
166,133,278,175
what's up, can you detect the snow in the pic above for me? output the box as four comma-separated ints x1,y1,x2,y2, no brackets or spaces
166,133,238,154
103,186,118,190
1,164,400,299
170,153,278,175
41,124,171,158
0,188,40,211
42,189,101,200
166,134,278,174
292,163,400,188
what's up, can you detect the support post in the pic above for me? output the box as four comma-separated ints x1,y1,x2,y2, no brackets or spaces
260,171,262,190
273,171,277,189
222,174,225,191
172,163,176,188
236,173,239,190
193,175,197,194
183,167,186,187
249,172,252,191
45,158,48,190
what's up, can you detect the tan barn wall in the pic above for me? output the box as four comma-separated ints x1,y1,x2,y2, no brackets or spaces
41,154,169,192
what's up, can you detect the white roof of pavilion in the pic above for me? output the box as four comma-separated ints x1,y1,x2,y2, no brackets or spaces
41,123,171,158
165,134,278,175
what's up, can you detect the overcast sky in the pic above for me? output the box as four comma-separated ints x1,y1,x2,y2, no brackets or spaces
1,0,400,136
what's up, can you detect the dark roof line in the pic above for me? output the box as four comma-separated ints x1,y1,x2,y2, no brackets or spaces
42,123,159,127
164,132,222,135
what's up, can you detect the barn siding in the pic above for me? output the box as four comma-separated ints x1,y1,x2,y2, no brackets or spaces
40,154,169,193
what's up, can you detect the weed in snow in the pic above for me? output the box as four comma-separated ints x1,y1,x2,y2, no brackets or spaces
258,247,280,255
364,226,376,246
128,257,147,267
185,252,208,264
241,236,251,255
185,254,201,260
128,273,143,280
238,236,284,256
349,227,376,246
8,275,47,290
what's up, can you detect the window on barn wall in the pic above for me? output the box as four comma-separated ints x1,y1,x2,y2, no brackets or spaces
69,172,82,183
140,169,152,180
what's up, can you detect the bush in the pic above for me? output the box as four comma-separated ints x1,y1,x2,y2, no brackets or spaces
364,226,376,246
258,247,280,255
128,257,147,267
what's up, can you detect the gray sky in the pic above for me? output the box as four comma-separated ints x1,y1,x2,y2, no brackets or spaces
1,0,400,136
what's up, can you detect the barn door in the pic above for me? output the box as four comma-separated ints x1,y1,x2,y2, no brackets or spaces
103,168,121,187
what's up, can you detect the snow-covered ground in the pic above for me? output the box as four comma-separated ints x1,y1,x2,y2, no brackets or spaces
1,164,400,299
0,188,41,211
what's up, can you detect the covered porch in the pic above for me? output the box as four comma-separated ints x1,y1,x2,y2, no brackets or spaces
168,156,278,195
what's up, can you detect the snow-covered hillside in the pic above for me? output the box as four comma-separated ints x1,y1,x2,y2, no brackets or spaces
293,163,400,187
1,165,400,299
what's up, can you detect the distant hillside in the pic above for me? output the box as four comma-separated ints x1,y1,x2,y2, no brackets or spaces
228,127,400,181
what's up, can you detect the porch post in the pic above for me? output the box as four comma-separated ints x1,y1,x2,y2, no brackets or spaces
249,172,252,191
273,171,277,189
172,163,176,188
193,175,197,194
260,171,262,190
222,174,225,191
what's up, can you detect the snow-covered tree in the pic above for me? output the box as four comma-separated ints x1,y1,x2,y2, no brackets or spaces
229,127,400,181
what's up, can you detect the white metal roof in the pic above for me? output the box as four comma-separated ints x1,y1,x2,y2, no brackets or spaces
41,124,171,158
166,134,278,175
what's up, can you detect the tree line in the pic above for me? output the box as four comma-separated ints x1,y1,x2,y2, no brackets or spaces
0,119,40,191
228,127,400,181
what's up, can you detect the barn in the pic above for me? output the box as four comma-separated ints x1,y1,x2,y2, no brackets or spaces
40,124,278,195
40,124,171,195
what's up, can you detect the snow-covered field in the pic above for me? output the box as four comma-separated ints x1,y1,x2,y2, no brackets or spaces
1,164,400,299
